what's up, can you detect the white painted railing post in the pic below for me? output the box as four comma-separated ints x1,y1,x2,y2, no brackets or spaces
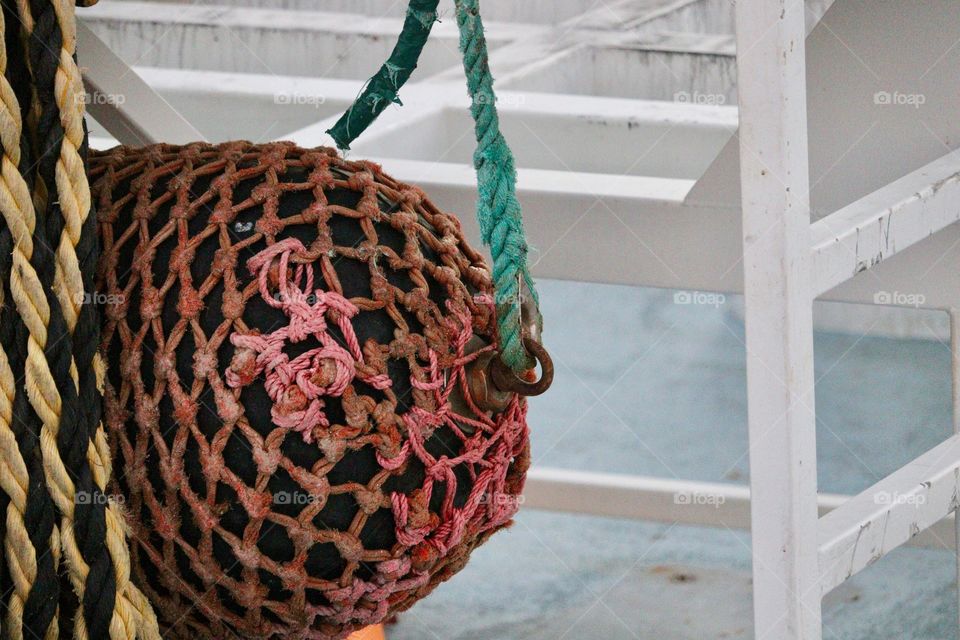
735,1,820,639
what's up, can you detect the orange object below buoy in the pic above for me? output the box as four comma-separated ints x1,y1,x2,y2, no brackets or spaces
348,625,386,640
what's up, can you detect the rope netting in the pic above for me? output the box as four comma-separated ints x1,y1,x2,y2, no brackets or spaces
90,141,530,639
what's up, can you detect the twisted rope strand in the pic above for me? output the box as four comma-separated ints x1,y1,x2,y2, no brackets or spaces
0,15,36,638
0,4,62,637
453,0,537,371
24,0,159,636
334,0,541,372
28,4,112,636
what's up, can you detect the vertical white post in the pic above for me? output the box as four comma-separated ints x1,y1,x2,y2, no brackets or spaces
951,309,960,637
736,1,821,639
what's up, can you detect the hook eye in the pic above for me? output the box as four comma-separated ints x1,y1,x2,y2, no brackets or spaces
490,337,553,397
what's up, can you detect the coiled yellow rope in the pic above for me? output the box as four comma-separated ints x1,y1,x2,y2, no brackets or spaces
44,2,159,637
0,0,159,637
0,6,60,639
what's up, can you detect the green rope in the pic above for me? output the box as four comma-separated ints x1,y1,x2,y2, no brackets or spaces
330,0,540,373
326,0,440,149
453,0,537,372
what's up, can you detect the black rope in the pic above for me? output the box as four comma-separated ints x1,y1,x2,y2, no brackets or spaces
2,2,61,635
26,0,116,634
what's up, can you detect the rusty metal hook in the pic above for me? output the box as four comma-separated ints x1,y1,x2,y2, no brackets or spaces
465,337,554,413
490,337,554,398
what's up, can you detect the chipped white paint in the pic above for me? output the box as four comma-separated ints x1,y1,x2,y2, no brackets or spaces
812,151,960,298
736,0,821,637
818,433,960,594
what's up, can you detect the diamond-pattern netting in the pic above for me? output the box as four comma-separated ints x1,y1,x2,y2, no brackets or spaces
89,142,530,640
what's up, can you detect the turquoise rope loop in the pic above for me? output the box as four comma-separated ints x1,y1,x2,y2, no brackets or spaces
330,0,541,373
327,0,440,149
453,0,538,372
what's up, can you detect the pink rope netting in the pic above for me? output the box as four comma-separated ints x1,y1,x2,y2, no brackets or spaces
90,141,530,639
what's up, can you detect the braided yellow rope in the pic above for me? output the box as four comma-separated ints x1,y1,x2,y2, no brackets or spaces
36,1,159,638
0,9,60,639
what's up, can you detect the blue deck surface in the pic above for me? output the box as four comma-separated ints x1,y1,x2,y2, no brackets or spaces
392,279,957,639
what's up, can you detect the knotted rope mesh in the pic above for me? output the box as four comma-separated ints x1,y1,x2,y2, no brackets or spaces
90,141,530,639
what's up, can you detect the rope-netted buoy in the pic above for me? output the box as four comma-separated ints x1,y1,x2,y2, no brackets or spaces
90,142,531,639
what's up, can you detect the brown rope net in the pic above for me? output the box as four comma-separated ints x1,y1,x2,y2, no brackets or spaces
90,141,530,639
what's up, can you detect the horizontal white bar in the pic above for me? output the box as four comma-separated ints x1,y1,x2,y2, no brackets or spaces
133,66,364,103
82,1,538,38
818,433,960,594
81,3,528,80
525,467,754,527
354,156,694,202
812,150,960,297
497,90,738,128
526,467,957,550
101,0,600,25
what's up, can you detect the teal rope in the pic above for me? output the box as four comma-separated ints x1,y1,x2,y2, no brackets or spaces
327,0,440,149
330,0,540,373
454,0,537,372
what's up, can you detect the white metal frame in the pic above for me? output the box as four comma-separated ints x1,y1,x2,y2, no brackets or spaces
736,2,821,636
80,2,960,638
736,2,960,638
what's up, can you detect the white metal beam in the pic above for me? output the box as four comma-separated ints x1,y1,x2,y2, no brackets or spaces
523,467,958,550
525,467,754,528
818,433,960,595
736,0,821,637
77,21,205,145
812,150,960,298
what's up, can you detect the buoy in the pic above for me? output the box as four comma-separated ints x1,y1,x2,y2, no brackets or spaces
91,141,533,639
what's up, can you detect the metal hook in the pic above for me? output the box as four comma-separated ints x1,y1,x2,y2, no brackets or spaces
490,337,554,398
465,336,554,413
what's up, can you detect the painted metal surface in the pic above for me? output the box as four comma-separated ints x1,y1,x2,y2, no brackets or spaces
78,22,205,144
818,433,960,594
812,151,960,298
735,0,821,637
